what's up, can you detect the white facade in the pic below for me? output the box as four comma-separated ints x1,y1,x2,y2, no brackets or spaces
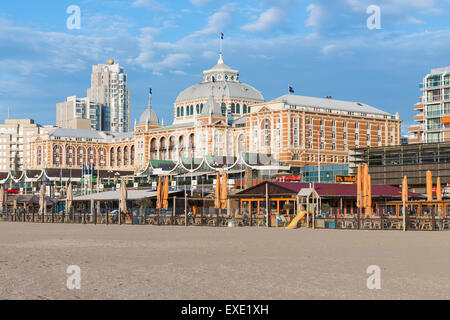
0,119,56,172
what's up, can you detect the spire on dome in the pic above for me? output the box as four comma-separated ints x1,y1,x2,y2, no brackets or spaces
218,53,224,65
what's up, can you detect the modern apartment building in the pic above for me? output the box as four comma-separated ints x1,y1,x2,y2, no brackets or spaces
409,66,450,143
87,60,130,133
0,119,56,172
56,96,104,131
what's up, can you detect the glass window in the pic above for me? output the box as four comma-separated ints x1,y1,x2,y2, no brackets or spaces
236,104,240,114
221,103,227,116
231,103,236,113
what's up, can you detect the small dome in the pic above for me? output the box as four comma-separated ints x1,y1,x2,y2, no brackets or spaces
175,54,264,104
108,59,115,65
139,96,160,126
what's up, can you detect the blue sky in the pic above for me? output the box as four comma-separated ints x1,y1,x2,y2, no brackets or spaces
1,0,450,134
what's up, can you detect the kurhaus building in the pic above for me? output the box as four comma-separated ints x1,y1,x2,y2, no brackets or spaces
28,55,401,177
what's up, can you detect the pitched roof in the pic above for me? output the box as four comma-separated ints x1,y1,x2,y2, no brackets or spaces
277,94,392,116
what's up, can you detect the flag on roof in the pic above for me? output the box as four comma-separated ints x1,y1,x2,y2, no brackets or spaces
221,32,224,40
288,85,294,94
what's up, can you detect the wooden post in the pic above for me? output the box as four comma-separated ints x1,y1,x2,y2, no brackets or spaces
216,208,220,227
432,205,436,231
266,183,270,228
184,191,188,227
91,199,95,225
96,201,100,225
106,203,109,225
172,196,176,225
42,199,46,223
250,201,253,227
402,201,406,232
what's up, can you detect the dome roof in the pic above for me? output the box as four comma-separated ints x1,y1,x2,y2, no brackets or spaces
176,81,264,103
139,96,159,126
175,54,264,103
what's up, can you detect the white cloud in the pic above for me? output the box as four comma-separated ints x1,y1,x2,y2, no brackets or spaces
131,0,169,11
190,5,233,37
189,0,213,7
241,7,287,33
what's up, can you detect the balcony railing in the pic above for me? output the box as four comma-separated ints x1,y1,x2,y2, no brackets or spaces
421,80,450,89
425,94,450,103
427,125,442,130
427,110,441,117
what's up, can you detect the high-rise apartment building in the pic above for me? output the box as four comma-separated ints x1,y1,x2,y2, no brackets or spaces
409,66,450,143
56,96,104,131
0,119,56,172
87,60,130,133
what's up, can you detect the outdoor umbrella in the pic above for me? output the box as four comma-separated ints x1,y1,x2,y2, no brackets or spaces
436,177,442,201
215,172,221,209
39,184,45,214
156,176,162,209
119,180,128,214
66,183,73,214
0,185,4,212
363,164,369,210
162,177,169,210
426,171,433,201
367,175,372,214
220,173,228,209
356,164,362,208
402,176,409,202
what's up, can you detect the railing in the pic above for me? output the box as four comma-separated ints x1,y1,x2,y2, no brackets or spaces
310,208,449,231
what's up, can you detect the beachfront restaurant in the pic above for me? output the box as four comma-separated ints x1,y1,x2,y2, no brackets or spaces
230,181,426,229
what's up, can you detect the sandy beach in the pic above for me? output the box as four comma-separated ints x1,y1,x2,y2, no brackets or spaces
0,222,449,300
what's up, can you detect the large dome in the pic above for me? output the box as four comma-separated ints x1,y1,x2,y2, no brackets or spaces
139,96,159,126
175,54,264,104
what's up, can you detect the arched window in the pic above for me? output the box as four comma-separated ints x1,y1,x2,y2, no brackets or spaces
221,103,227,116
130,146,135,166
37,146,42,166
53,145,62,166
180,106,184,117
124,146,129,166
77,147,86,166
231,103,236,113
200,103,204,113
177,107,180,117
186,105,190,116
196,104,200,114
88,147,95,165
247,106,251,113
98,148,106,167
66,146,74,167
236,104,240,114
110,148,115,166
261,119,271,147
190,105,194,115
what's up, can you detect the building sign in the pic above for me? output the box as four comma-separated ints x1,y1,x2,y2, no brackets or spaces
335,175,356,183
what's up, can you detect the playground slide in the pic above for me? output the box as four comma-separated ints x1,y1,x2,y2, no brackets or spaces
285,211,307,229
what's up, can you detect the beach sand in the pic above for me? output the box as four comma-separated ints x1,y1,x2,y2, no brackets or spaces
0,222,449,300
